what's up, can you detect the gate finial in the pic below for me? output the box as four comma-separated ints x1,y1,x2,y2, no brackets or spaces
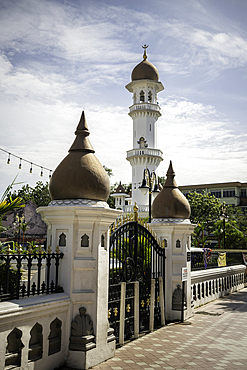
133,202,139,221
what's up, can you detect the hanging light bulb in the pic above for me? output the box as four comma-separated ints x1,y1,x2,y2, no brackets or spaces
19,158,22,169
7,153,11,164
30,163,33,173
49,170,52,179
40,167,43,177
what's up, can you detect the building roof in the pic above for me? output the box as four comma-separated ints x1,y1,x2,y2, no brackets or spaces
179,181,247,191
115,182,126,194
131,59,159,81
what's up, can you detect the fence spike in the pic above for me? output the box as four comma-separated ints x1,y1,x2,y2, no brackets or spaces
6,244,11,254
56,245,60,254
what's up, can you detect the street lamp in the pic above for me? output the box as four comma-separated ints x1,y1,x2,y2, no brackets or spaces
220,203,228,249
139,168,160,223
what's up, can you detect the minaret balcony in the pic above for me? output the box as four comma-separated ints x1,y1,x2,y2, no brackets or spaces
129,103,161,114
127,148,163,159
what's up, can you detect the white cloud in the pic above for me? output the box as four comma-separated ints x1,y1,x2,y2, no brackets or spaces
0,0,247,197
157,96,247,184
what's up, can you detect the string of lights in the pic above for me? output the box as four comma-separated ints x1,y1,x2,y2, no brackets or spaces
0,147,53,178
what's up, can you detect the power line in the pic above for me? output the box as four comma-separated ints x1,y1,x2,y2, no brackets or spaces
0,147,53,178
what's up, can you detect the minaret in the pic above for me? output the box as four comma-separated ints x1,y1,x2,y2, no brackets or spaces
126,45,164,208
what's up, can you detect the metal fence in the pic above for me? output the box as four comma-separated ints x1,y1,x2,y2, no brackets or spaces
191,248,244,271
0,249,64,301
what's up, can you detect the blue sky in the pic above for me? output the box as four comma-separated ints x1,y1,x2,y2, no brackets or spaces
0,0,247,196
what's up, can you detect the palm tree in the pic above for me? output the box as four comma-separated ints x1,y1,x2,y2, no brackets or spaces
0,178,25,252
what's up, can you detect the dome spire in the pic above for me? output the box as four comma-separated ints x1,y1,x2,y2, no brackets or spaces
142,44,149,60
69,111,95,153
164,161,177,188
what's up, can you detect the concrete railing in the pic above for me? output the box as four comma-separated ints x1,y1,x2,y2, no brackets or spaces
0,293,70,370
129,103,161,113
126,148,163,159
191,264,246,308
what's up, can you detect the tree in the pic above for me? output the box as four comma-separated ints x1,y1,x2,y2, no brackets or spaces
103,165,113,178
7,181,51,207
188,191,247,249
187,191,222,230
158,176,166,186
0,179,25,251
0,178,25,217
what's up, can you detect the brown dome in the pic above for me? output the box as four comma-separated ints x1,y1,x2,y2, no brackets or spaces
132,59,159,81
151,161,191,219
49,111,110,202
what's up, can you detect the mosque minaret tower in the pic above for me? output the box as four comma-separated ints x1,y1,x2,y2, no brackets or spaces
125,45,164,209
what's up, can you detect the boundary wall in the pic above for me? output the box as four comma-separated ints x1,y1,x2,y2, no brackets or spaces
0,293,70,370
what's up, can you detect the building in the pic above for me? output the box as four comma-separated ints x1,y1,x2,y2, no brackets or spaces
179,181,247,210
112,48,247,217
113,46,164,216
111,182,130,210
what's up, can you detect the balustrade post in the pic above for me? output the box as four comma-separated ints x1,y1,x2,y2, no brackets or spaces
119,282,126,346
159,277,165,326
134,281,139,338
149,279,155,331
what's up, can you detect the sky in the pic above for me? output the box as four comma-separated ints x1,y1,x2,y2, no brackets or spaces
0,0,247,197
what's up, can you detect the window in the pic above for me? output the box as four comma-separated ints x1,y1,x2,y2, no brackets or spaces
81,234,89,247
101,234,105,248
5,328,23,368
223,189,235,197
241,189,247,197
176,240,181,248
48,318,62,356
29,323,43,362
140,90,145,102
148,91,152,103
210,190,221,198
59,232,66,247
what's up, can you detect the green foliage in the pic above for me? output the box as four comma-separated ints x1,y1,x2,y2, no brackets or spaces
0,263,21,293
0,178,25,251
0,177,25,216
191,222,211,248
7,181,51,207
158,176,166,186
107,195,115,209
103,165,113,177
214,219,245,249
187,191,222,229
188,191,247,250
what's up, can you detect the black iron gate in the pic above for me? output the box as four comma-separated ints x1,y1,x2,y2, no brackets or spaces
108,215,165,344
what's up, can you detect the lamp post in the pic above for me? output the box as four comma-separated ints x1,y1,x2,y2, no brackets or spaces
220,203,227,249
139,168,160,223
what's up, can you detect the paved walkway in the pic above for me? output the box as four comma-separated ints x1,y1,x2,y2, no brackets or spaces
91,288,247,370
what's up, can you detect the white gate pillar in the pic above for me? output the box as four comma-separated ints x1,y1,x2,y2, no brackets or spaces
151,161,196,322
38,203,120,369
38,111,121,369
150,220,194,322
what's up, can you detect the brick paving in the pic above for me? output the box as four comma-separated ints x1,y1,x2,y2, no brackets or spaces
61,288,247,370
92,288,247,370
